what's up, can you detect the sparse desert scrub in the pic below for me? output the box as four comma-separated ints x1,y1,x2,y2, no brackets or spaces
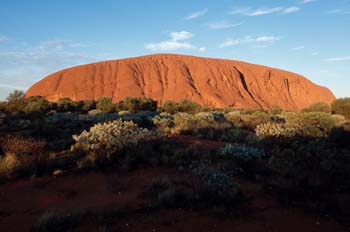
224,110,242,126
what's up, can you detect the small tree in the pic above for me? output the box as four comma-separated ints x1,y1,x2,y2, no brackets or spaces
303,102,331,113
4,90,26,112
57,98,75,112
120,97,157,112
96,97,115,113
332,98,350,119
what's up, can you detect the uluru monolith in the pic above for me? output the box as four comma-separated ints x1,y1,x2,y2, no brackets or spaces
25,54,335,110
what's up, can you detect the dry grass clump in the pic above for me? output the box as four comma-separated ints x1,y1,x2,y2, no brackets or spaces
0,136,46,174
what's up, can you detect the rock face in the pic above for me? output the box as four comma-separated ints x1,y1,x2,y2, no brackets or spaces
25,54,335,110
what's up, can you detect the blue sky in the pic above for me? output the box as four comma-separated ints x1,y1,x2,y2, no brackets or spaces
0,0,349,100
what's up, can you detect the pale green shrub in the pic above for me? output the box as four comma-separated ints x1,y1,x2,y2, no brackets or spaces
255,122,300,138
224,111,241,126
72,119,153,157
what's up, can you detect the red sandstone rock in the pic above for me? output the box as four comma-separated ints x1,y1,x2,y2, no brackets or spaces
25,54,335,110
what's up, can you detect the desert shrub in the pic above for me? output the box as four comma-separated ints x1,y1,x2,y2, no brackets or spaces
270,105,282,115
118,97,157,112
24,96,52,114
3,90,26,112
241,111,272,129
224,111,241,126
331,114,346,124
172,112,197,134
88,109,103,115
161,99,202,114
267,139,350,192
220,144,265,162
0,136,46,175
96,97,115,113
152,115,174,133
285,112,336,137
190,160,241,206
220,127,250,143
57,98,75,112
72,119,153,165
255,122,300,138
303,102,331,113
332,98,350,119
178,99,202,113
171,112,230,134
81,100,96,112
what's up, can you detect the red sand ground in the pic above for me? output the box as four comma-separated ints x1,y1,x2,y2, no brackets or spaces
0,136,347,231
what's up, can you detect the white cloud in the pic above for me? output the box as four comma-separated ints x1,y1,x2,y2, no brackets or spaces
301,0,317,4
283,7,300,14
292,46,305,50
207,21,243,29
184,8,208,20
220,35,281,48
169,31,193,41
229,6,300,16
0,35,9,42
199,47,206,52
146,41,194,51
325,56,350,62
146,31,204,52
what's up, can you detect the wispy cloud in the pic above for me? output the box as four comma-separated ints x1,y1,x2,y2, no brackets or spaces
207,21,243,29
220,35,281,48
0,39,112,92
292,46,305,50
283,7,300,14
326,9,350,15
300,0,317,4
146,31,204,52
325,56,350,62
184,8,208,20
0,35,9,42
229,6,299,16
312,52,319,56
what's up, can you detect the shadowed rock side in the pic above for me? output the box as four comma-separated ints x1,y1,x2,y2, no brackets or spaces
25,54,335,110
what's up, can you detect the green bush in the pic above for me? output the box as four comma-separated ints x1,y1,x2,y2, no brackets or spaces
332,98,350,119
3,90,26,112
118,97,157,112
96,97,115,113
24,96,52,113
241,111,272,129
81,100,96,112
285,112,336,137
219,144,265,162
161,99,202,114
303,102,331,113
57,98,75,112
